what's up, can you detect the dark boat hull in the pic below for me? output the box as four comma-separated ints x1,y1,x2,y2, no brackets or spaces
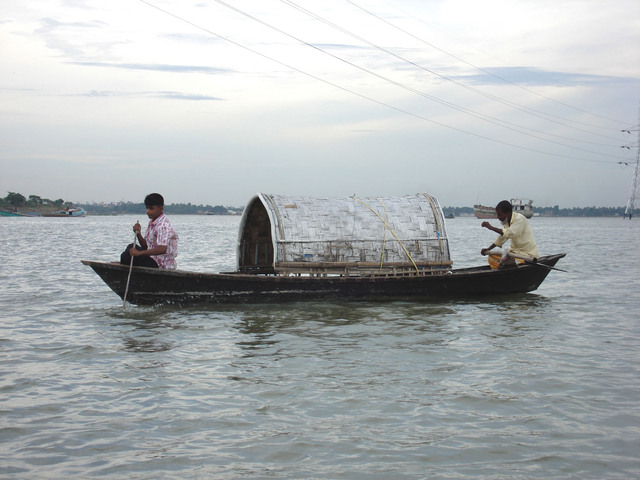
82,254,565,305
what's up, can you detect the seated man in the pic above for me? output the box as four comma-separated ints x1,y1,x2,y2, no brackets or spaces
120,193,179,269
480,200,538,269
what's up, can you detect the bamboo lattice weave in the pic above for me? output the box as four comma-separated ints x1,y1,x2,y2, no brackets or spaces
254,194,451,270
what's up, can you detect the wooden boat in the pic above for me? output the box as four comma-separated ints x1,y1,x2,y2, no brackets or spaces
474,198,533,219
473,204,497,219
83,193,564,305
82,253,565,305
43,207,86,217
1,210,29,217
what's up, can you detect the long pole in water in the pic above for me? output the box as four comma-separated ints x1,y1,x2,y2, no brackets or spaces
123,227,138,308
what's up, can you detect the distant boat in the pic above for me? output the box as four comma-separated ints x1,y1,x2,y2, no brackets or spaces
474,199,533,219
0,210,28,217
43,207,86,217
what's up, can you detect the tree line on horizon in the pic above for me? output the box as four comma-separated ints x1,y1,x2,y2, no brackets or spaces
77,201,243,215
0,192,241,215
2,192,71,210
441,205,626,217
1,191,628,217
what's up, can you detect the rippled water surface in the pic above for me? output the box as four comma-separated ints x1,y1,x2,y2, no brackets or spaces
1,215,639,479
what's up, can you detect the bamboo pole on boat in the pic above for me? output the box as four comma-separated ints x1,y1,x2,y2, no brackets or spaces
482,250,566,272
123,227,137,308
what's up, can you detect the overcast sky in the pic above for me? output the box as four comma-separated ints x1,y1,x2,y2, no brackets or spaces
2,0,639,208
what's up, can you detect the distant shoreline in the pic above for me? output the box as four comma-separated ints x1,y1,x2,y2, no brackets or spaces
2,206,630,218
1,192,630,218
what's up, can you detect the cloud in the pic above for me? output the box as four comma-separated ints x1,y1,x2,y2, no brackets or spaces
71,90,224,101
2,0,639,208
70,61,233,75
312,43,371,51
35,17,109,57
152,91,224,101
161,32,221,45
457,67,638,87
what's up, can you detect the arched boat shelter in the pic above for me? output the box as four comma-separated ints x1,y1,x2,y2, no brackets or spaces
237,193,451,276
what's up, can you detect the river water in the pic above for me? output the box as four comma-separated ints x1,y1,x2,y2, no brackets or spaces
1,215,639,479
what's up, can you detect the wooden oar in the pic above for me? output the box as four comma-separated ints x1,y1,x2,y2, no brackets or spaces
505,251,567,271
484,250,567,272
122,227,138,308
523,258,567,272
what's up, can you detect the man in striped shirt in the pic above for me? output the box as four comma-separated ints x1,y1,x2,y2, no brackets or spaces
120,193,179,269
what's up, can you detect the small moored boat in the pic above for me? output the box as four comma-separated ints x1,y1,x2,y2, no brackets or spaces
43,207,86,217
1,210,29,217
83,193,564,305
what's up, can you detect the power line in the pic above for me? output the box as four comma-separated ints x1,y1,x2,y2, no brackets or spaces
282,0,623,143
136,0,626,165
368,0,632,128
215,0,624,159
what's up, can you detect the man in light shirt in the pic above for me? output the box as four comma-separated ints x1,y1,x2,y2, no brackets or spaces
481,200,539,269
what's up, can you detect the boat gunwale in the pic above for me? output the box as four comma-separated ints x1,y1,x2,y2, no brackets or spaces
81,253,566,304
81,253,566,281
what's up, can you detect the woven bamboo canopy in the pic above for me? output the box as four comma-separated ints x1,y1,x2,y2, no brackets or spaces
237,193,451,275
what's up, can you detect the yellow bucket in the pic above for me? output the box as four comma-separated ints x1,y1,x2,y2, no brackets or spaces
488,252,524,270
488,254,501,270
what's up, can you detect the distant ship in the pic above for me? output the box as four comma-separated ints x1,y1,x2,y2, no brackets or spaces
474,199,533,219
42,207,86,217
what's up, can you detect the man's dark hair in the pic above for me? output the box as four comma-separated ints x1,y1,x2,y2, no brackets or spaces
145,193,164,207
496,200,512,213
